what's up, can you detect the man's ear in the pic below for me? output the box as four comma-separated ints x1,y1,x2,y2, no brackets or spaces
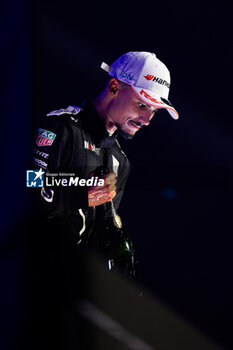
108,78,120,97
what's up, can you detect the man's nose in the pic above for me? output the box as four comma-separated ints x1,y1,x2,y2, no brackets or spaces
139,111,154,126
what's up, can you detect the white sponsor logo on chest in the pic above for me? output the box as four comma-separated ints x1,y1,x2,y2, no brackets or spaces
84,141,100,156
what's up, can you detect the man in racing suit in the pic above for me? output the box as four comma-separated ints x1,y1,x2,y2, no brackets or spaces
33,100,130,245
32,50,179,274
32,97,137,279
26,51,179,349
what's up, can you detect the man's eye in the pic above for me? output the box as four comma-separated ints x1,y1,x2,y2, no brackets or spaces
138,102,146,109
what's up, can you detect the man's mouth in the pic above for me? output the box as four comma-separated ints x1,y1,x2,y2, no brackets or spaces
127,120,142,131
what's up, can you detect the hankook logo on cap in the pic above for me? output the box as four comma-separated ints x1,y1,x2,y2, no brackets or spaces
144,74,170,88
144,74,155,81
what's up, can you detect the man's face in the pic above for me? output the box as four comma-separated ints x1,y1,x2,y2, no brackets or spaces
106,82,158,139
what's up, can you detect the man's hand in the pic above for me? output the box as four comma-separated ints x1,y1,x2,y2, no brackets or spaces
88,172,117,207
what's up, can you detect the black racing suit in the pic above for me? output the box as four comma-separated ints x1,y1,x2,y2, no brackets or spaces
32,100,136,268
22,100,137,350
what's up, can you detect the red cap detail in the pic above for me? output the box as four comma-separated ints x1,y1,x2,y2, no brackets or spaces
144,74,154,81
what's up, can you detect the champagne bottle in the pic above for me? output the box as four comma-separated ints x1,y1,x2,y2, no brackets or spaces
89,166,139,280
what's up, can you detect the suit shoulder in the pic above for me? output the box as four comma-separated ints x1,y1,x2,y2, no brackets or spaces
46,105,82,117
45,105,83,125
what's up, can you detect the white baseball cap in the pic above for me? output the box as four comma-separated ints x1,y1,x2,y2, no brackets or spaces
101,51,179,120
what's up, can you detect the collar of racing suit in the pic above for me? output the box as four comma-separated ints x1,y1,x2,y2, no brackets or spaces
81,99,119,148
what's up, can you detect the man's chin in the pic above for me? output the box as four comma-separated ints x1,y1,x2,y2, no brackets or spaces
119,128,135,140
115,123,135,140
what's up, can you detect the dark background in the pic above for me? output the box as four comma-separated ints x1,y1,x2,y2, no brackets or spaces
1,1,233,349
